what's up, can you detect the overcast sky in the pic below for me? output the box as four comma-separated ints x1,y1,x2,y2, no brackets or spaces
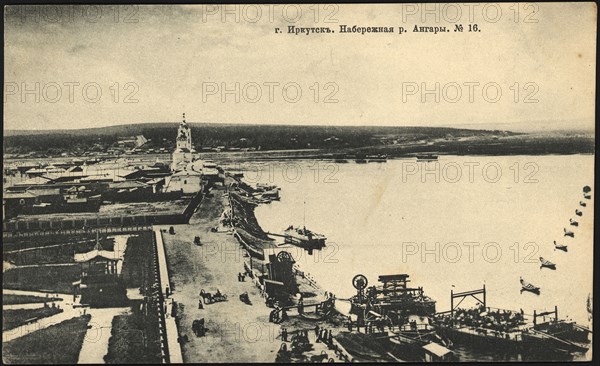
4,3,596,131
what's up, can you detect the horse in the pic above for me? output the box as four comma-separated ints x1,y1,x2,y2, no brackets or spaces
580,201,587,207
564,228,575,238
575,209,583,216
200,289,212,304
570,218,579,227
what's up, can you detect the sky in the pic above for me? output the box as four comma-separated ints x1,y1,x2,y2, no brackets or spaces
3,3,596,131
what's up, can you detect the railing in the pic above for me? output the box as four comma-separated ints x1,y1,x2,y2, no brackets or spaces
3,225,153,238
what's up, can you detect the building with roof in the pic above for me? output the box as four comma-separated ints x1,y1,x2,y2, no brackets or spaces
73,237,125,306
164,169,202,194
422,342,455,362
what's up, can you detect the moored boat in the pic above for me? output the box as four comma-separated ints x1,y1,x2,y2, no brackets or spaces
355,154,367,163
283,225,327,249
367,154,388,163
333,154,349,163
416,154,438,162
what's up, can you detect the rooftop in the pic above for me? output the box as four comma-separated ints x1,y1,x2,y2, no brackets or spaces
74,249,120,263
422,342,453,357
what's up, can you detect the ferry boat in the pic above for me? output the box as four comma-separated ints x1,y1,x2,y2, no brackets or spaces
416,154,438,162
283,225,327,249
433,287,590,357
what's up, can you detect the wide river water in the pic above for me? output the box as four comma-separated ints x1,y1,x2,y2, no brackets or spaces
226,155,593,352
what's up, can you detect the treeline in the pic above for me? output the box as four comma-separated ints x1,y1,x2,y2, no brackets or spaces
4,123,507,154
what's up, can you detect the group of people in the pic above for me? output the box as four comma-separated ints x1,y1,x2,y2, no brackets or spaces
280,325,333,345
438,306,526,334
43,302,60,310
237,272,246,282
314,324,334,345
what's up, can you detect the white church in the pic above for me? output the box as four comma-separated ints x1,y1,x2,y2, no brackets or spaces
164,113,203,194
171,113,195,171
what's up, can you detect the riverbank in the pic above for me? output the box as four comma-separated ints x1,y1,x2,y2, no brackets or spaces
161,181,353,362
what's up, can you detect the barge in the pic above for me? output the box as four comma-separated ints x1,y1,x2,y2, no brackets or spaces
283,225,327,250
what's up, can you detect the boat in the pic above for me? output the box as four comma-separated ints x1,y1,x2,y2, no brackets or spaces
260,189,280,200
355,154,367,163
523,327,590,354
554,241,568,252
367,154,388,163
333,154,349,163
256,183,280,191
522,307,592,354
283,225,327,249
253,183,280,200
520,277,540,294
227,170,244,178
539,257,556,270
416,154,438,162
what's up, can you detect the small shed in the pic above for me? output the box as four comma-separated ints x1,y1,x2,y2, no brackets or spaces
422,342,455,362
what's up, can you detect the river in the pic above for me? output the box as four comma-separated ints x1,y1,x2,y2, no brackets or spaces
225,155,594,359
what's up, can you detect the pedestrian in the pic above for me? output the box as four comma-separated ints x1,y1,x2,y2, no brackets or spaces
315,324,320,336
198,299,203,309
321,328,327,343
328,329,333,344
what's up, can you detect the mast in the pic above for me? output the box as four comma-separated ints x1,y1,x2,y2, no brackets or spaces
303,199,306,229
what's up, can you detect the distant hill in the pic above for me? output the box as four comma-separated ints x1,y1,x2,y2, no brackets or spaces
4,122,509,137
3,123,513,155
3,122,594,157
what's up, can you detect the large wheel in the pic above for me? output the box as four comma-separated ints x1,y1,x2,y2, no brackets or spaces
352,274,368,290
